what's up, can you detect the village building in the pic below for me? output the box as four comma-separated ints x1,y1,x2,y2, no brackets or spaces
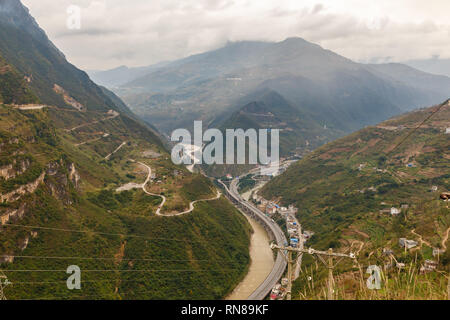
303,230,315,239
399,238,418,249
266,204,277,215
380,207,401,215
433,248,445,257
420,260,438,273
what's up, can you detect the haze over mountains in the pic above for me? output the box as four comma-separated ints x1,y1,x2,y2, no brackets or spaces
93,38,450,152
405,58,450,78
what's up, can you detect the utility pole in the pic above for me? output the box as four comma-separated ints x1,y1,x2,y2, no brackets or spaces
286,250,293,300
271,244,356,300
0,270,11,300
327,248,334,300
447,274,450,300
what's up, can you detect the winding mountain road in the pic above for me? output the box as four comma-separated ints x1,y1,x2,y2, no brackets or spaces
65,111,119,132
125,161,221,216
105,141,127,160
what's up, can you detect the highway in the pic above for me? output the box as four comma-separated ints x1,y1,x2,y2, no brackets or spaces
220,177,287,300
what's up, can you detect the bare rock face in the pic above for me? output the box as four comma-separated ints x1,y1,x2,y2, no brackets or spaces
68,163,81,189
53,84,86,112
0,164,14,179
45,160,80,205
0,172,45,203
0,158,31,180
19,236,29,251
0,255,14,264
0,203,26,226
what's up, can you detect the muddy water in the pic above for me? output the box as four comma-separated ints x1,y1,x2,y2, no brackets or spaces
227,215,274,300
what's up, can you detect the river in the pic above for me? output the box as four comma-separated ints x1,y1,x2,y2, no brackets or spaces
226,214,274,300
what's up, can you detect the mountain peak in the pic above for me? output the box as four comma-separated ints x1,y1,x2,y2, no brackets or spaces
0,0,49,42
278,36,319,48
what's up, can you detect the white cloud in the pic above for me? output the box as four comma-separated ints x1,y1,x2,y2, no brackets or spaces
22,0,450,70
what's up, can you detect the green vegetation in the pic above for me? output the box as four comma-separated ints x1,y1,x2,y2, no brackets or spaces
0,99,251,300
0,4,252,300
237,174,256,194
0,55,39,105
262,101,450,298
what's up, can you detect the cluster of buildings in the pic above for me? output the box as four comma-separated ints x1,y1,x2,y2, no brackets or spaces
286,216,300,248
252,194,298,218
270,278,289,300
420,259,438,274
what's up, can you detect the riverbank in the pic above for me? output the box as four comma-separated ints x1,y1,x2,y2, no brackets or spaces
226,214,274,300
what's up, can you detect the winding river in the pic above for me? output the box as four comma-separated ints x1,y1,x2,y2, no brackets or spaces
227,213,274,300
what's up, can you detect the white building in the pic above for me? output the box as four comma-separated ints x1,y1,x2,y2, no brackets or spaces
446,127,450,134
399,238,418,249
390,207,401,215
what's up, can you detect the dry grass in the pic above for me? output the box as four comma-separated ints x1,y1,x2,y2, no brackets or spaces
295,260,449,300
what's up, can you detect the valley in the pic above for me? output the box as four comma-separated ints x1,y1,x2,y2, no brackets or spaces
1,0,449,302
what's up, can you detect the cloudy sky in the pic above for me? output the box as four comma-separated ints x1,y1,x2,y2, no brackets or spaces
22,0,450,71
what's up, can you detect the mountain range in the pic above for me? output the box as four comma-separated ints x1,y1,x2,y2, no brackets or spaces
97,38,450,159
405,58,450,78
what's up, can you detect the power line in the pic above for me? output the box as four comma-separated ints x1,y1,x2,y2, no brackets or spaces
0,270,11,300
1,255,212,262
270,244,356,300
388,100,449,155
1,268,242,273
343,100,449,193
15,288,213,301
2,223,216,244
4,278,196,286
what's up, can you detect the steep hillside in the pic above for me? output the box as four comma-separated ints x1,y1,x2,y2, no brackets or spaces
0,0,124,112
261,100,450,298
0,54,38,105
0,105,251,300
118,38,450,137
0,0,251,300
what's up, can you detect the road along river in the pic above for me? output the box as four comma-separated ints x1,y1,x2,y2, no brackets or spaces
226,214,275,300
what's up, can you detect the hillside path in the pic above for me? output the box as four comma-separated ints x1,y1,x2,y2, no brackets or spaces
120,161,221,216
105,141,127,160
